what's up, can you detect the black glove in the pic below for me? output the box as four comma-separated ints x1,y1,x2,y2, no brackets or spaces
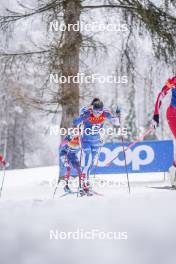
116,106,121,117
152,114,159,128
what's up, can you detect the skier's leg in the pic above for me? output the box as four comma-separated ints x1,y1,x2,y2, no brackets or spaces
71,153,82,175
59,150,68,179
66,154,84,196
64,166,71,181
79,142,94,195
63,166,72,193
172,162,176,188
167,105,176,164
168,163,176,189
91,144,100,167
53,150,68,198
166,106,176,138
70,153,84,183
61,154,72,192
80,143,100,195
82,142,92,181
71,156,87,196
87,144,100,184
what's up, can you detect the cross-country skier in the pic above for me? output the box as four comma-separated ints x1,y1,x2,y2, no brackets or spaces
80,98,101,115
73,98,119,195
0,155,7,167
152,76,176,188
59,134,84,194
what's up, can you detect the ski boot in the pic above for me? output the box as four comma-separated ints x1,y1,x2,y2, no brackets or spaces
169,162,176,190
83,182,93,196
64,184,72,193
171,185,176,190
77,173,86,196
78,187,86,197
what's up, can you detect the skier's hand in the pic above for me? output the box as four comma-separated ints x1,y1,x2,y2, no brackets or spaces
4,162,9,168
116,106,121,118
0,160,9,168
62,157,70,168
100,137,104,145
152,114,159,129
64,160,70,168
60,156,70,168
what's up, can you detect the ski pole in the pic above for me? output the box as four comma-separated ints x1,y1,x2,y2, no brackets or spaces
74,124,84,197
79,136,83,187
53,154,69,199
106,126,154,166
53,177,61,199
120,131,131,193
117,108,131,193
77,133,84,197
0,166,6,199
53,146,66,199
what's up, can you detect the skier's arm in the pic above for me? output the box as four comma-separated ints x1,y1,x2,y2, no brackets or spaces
79,106,88,115
73,116,84,126
60,149,70,167
104,109,120,126
154,85,170,116
0,155,8,167
153,78,175,127
73,111,89,126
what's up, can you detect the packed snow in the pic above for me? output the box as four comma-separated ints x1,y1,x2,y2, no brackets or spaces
0,166,176,264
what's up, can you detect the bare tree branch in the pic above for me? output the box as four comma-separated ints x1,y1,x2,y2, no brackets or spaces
0,0,63,24
0,50,51,56
82,4,137,10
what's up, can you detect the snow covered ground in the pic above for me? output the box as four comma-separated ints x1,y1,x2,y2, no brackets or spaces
0,166,176,264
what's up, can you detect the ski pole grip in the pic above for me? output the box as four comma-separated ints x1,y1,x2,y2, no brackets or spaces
116,107,121,121
116,106,121,115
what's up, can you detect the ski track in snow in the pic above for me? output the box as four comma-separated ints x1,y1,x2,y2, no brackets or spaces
0,167,176,264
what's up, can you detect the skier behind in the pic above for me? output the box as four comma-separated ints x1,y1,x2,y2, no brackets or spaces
73,98,120,195
59,134,84,194
152,76,176,188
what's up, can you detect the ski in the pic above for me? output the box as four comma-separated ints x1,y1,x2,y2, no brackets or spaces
78,189,104,197
60,189,104,198
60,191,78,198
91,190,104,196
145,186,176,191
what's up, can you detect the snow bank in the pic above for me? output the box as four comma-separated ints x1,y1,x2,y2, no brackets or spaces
0,166,175,264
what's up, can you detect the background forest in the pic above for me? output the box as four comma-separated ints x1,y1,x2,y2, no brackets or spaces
0,0,176,169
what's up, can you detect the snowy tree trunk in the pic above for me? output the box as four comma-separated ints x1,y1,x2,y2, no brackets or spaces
6,110,25,169
60,0,82,129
